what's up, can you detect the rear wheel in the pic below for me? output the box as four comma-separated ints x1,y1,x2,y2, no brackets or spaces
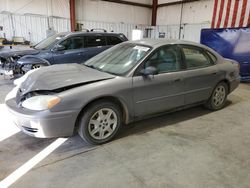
78,101,122,145
205,82,228,110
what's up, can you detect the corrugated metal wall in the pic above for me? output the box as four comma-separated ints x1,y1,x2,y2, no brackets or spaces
157,25,180,39
0,13,13,40
181,23,210,42
0,0,215,44
156,23,210,42
0,13,70,44
78,20,150,40
0,13,151,44
0,13,210,44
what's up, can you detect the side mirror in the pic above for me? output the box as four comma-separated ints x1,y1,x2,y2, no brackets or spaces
53,44,65,51
140,66,158,76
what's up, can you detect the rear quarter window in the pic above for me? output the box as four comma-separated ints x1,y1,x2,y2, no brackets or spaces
206,50,217,64
107,36,123,45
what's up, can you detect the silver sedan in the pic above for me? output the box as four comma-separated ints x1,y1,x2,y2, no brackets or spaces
5,39,240,144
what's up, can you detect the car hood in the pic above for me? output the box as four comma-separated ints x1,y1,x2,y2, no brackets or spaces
19,64,115,94
0,49,40,58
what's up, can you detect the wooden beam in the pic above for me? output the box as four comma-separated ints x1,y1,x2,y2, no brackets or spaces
158,0,201,8
69,0,76,31
151,0,158,26
101,0,152,8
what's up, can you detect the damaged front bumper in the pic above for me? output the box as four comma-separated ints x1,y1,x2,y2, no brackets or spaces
0,67,14,76
0,57,22,77
5,97,79,138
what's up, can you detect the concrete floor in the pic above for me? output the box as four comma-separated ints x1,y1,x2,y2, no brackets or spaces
0,76,250,188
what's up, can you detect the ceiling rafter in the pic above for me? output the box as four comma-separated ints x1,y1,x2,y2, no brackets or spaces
158,0,201,8
100,0,152,8
100,0,202,8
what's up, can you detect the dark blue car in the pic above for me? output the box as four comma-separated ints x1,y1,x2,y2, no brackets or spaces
200,28,250,81
0,31,128,76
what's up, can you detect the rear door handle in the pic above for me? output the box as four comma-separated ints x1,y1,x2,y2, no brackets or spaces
174,78,182,82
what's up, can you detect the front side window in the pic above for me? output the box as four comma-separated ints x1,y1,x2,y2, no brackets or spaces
182,46,213,69
60,36,84,50
85,36,106,48
34,33,66,50
144,45,181,73
83,43,151,75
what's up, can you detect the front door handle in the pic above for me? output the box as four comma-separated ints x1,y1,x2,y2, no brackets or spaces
211,72,218,75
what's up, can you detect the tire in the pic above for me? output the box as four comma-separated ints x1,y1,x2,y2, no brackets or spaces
205,82,228,111
77,100,122,145
32,64,46,69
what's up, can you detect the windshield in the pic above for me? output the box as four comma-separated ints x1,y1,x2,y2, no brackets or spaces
34,33,66,50
83,43,151,75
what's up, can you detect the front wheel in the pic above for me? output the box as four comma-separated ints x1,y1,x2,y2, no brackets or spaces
32,64,46,69
205,82,228,110
77,101,122,145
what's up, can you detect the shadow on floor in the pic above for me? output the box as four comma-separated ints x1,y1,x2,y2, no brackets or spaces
0,98,238,179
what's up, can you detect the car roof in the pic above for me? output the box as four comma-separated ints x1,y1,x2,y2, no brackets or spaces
128,38,211,49
64,31,125,37
126,38,223,63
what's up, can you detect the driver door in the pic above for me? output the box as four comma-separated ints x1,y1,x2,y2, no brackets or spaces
52,36,87,64
132,45,185,117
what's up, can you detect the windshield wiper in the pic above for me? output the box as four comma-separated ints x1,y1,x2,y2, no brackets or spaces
84,64,96,69
84,64,103,71
30,45,36,49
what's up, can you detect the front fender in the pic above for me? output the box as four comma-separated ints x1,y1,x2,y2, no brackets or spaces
18,55,51,66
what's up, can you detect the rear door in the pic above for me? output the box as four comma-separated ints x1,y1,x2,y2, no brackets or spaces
133,45,185,117
52,36,86,64
179,45,221,105
83,35,109,61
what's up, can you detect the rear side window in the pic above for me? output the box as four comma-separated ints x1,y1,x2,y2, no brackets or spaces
206,50,217,63
181,46,213,69
84,36,106,48
60,36,84,50
107,36,123,45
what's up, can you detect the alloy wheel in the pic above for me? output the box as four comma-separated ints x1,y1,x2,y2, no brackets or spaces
212,85,226,107
88,108,118,140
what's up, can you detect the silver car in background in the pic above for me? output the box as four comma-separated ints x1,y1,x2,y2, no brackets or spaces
5,39,240,144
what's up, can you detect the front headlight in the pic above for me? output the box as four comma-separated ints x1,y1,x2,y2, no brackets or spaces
22,95,61,111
